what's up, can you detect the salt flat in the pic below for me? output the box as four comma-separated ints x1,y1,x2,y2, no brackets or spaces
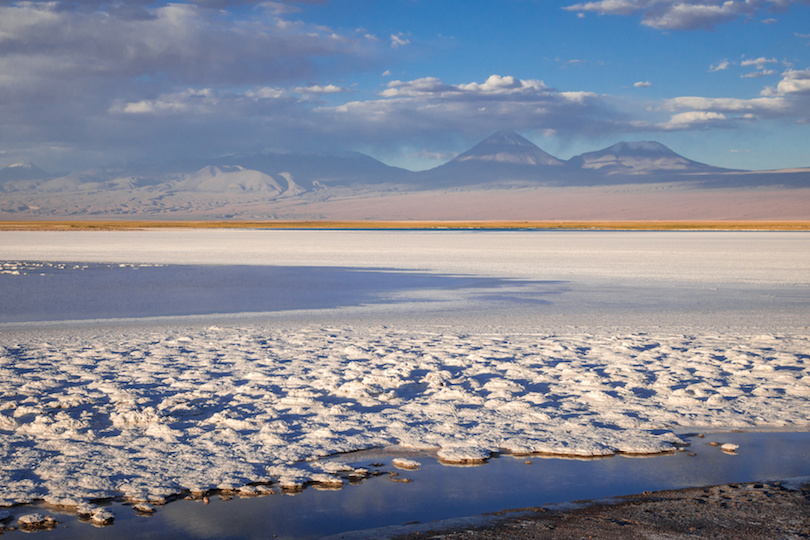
3,229,808,283
0,230,808,516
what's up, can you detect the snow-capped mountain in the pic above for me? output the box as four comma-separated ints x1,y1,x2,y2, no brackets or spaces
568,141,729,175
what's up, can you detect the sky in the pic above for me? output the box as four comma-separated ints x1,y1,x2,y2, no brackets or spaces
1,0,809,173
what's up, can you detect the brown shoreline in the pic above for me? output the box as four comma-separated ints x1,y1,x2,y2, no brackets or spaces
389,479,810,540
2,220,810,231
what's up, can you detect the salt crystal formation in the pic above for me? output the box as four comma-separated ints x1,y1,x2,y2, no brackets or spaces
0,326,808,506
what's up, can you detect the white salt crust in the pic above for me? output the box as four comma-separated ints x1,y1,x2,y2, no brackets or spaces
1,230,808,508
0,326,808,507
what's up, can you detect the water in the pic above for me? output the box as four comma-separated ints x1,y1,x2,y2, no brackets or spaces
3,432,809,539
1,262,561,323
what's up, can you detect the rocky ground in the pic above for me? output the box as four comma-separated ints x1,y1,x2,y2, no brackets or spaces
394,480,810,539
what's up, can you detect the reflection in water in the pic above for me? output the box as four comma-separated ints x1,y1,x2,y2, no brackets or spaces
6,432,809,540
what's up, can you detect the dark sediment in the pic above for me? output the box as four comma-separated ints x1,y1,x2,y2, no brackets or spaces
393,480,810,539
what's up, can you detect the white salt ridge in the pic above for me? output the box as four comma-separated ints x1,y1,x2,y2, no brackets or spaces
1,326,808,507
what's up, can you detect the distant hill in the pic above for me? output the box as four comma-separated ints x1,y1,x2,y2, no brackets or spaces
1,131,808,218
454,130,565,166
209,150,415,189
174,166,287,194
416,131,745,188
568,141,732,176
418,130,569,188
0,162,50,183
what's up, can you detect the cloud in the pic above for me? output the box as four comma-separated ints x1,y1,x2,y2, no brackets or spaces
379,75,550,98
390,33,411,48
0,3,370,92
659,110,728,129
0,0,384,168
565,0,640,16
709,59,732,72
108,86,313,118
741,69,776,78
294,84,349,95
318,74,626,144
657,69,810,129
380,77,458,97
774,68,810,94
564,0,808,30
741,57,779,68
634,81,652,87
110,89,221,116
663,95,789,113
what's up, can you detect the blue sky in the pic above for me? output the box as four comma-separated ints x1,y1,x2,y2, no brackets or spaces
1,0,809,172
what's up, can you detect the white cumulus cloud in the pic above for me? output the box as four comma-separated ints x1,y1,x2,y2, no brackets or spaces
775,69,810,94
564,0,808,31
657,68,810,128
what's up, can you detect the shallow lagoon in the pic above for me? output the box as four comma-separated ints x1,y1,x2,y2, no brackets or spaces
3,432,810,539
1,262,559,323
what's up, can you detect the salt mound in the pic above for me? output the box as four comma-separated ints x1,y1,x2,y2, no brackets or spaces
133,503,155,514
392,458,421,470
311,473,344,488
90,509,114,525
318,461,355,474
17,513,57,529
437,446,491,464
76,503,100,516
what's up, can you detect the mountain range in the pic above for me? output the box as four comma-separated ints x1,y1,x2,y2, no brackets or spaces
1,131,809,219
